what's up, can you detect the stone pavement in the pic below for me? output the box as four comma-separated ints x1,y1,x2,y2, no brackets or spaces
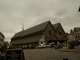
57,45,80,53
24,48,80,60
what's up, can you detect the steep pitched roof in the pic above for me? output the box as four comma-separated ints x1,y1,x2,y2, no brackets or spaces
12,21,50,38
53,23,60,30
0,32,5,38
11,35,43,44
12,31,23,38
53,23,66,34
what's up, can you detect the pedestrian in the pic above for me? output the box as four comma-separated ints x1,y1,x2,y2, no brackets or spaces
51,42,55,48
0,51,4,60
29,44,32,50
57,41,60,49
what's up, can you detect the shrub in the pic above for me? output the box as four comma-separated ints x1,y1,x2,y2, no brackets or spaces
68,41,75,49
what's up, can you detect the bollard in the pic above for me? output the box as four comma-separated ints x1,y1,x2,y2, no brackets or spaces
63,58,68,60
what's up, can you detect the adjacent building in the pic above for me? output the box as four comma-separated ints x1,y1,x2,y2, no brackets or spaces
0,32,5,48
68,27,80,41
10,21,67,47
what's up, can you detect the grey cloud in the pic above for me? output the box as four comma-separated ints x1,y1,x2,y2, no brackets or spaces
55,9,69,17
0,0,80,42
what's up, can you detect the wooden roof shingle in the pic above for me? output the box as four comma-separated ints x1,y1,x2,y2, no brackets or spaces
11,35,43,44
12,21,50,39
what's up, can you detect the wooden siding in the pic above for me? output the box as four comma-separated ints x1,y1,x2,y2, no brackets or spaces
0,35,4,43
39,35,45,45
55,24,65,35
43,22,55,44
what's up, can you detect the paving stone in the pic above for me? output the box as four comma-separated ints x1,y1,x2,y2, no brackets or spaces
23,48,80,60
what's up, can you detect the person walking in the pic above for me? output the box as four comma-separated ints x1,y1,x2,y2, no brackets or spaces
57,41,60,49
51,42,55,48
29,44,32,50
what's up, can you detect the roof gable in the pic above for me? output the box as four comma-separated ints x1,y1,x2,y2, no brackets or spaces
53,23,66,34
44,21,56,34
57,23,65,33
53,23,60,30
0,32,5,38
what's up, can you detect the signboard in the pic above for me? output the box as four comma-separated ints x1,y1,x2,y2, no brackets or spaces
5,48,25,60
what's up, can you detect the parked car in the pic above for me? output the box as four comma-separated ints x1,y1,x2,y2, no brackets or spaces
46,43,56,48
55,44,62,49
46,44,51,48
74,40,80,46
23,46,29,49
37,44,46,48
31,45,36,49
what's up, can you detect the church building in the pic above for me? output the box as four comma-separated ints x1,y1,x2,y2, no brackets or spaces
10,21,67,47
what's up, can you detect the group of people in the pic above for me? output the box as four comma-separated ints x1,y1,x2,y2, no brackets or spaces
50,41,66,49
55,41,63,49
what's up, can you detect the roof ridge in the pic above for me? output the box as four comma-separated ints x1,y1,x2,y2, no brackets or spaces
24,20,50,30
53,23,60,30
12,20,50,38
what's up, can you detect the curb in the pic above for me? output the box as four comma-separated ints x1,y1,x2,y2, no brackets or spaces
57,49,80,53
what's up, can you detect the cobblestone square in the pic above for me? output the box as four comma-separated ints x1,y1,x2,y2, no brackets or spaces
23,48,80,60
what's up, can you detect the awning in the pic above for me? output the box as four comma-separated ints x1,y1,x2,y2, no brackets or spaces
48,34,57,40
56,35,67,40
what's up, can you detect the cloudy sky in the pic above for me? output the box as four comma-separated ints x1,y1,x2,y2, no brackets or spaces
0,0,80,42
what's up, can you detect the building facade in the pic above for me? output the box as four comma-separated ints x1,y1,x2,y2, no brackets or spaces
0,32,5,48
10,21,67,47
68,27,80,41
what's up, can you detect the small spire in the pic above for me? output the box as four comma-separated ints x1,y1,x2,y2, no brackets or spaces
22,20,24,31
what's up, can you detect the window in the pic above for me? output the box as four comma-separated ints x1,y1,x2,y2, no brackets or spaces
0,39,3,42
59,32,61,35
49,31,51,35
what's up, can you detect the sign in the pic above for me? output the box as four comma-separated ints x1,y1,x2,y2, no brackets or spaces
5,48,25,60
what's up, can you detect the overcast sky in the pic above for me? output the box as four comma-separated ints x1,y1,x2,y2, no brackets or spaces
0,0,80,42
